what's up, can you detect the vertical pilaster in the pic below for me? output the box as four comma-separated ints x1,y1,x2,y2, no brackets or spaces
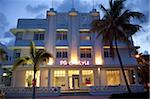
69,9,79,64
45,8,56,57
48,68,51,87
134,68,139,85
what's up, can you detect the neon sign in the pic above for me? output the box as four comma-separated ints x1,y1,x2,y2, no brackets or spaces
60,60,90,65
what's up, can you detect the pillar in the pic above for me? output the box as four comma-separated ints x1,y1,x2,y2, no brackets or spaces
48,68,51,87
134,68,139,85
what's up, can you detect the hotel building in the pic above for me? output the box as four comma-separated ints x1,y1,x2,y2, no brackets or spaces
10,8,141,91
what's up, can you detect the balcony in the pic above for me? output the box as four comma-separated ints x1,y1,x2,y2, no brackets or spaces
15,40,44,47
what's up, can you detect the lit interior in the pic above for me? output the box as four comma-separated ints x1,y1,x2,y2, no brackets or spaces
106,70,120,86
53,70,66,89
25,71,40,87
82,70,94,86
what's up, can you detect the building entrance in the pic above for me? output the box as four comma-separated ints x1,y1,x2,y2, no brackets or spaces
68,70,79,89
72,75,79,89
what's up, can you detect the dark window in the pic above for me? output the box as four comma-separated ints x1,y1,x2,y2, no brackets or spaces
56,31,67,40
14,49,21,58
34,32,44,40
80,48,92,58
56,49,68,58
104,49,112,58
16,32,23,40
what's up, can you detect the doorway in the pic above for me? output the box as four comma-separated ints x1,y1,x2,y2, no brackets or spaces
72,75,79,89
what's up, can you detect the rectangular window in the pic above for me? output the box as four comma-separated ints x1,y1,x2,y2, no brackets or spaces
104,48,112,58
54,70,66,88
16,32,23,40
82,70,94,86
56,48,68,58
80,31,91,41
80,48,92,58
25,71,40,87
56,31,67,40
14,49,21,58
106,70,120,86
34,32,44,40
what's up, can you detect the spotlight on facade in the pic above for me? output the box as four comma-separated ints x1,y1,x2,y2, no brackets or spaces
47,58,54,65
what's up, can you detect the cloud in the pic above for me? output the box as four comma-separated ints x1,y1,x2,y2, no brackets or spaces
26,4,48,13
0,13,9,38
35,13,45,18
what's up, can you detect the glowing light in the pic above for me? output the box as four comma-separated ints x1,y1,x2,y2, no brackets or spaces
95,57,103,65
135,54,140,58
47,58,54,65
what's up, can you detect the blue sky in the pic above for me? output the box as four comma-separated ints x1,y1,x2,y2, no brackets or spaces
0,0,149,53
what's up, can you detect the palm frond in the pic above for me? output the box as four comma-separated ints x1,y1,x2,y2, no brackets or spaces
12,56,31,70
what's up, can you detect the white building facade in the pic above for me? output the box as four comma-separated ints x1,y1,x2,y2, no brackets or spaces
10,8,140,91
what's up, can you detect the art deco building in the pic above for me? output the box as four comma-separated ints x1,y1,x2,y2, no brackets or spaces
10,8,140,91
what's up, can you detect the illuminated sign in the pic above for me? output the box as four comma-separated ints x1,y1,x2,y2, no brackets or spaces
60,60,89,65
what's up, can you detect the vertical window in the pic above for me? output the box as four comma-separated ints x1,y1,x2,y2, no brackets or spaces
80,48,92,58
80,31,91,41
14,49,21,58
104,48,112,58
106,70,120,86
56,48,68,58
82,70,94,86
34,32,44,40
16,32,23,40
53,70,66,88
25,71,40,87
56,31,67,40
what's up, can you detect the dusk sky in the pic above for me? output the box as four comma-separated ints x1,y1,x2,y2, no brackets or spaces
0,0,149,53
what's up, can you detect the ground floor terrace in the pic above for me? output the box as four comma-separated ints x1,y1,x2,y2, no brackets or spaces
12,65,140,91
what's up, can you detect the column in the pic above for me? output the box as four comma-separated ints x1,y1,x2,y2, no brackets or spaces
98,68,101,86
79,70,82,89
48,68,51,87
134,68,139,85
65,69,68,90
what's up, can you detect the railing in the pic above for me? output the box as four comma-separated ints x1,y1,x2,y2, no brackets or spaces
0,87,61,98
90,84,144,95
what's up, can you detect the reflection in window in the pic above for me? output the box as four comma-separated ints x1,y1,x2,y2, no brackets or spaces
82,70,94,86
53,70,66,88
106,70,120,86
25,71,40,87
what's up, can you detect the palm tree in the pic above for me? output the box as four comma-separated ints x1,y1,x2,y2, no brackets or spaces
12,41,53,99
91,0,144,93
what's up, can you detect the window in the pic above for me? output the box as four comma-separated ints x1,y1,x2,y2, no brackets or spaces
106,70,120,86
14,49,21,58
82,70,94,86
56,48,68,58
56,31,67,40
34,32,44,40
54,70,66,88
80,48,92,58
104,48,112,58
16,32,23,40
25,71,40,87
80,31,91,41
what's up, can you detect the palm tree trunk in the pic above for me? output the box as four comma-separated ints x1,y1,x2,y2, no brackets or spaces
114,33,132,93
32,65,36,99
